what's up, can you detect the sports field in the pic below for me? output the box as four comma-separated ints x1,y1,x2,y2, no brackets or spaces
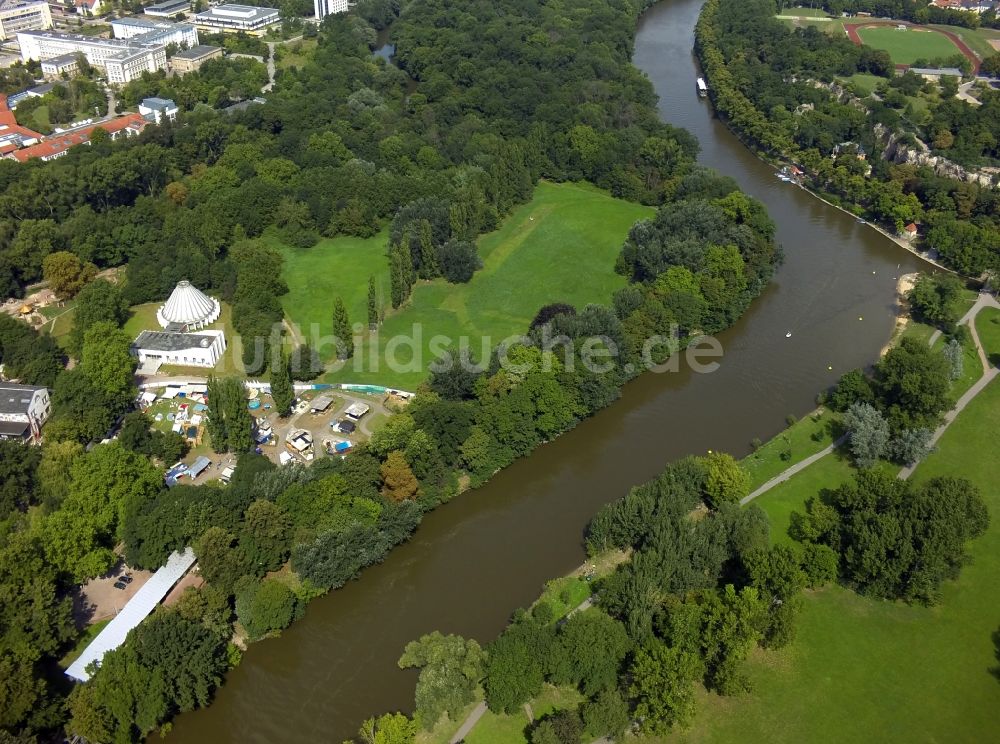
279,181,653,389
856,26,962,65
659,379,1000,744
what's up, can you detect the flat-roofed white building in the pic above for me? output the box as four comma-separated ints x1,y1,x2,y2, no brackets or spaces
131,329,227,369
109,16,198,46
40,52,80,79
193,3,278,33
314,0,348,20
105,45,166,84
0,0,51,40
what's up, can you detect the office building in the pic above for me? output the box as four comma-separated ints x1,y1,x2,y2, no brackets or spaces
193,4,278,33
169,43,221,73
0,0,51,41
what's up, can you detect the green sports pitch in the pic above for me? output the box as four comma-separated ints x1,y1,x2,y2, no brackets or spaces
856,26,962,66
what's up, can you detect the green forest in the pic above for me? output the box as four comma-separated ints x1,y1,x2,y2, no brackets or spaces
696,0,1000,275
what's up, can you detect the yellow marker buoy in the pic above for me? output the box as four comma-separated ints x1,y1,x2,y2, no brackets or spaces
858,316,863,321
828,365,833,370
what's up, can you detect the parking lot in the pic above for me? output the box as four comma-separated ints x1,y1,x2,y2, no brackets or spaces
74,564,153,626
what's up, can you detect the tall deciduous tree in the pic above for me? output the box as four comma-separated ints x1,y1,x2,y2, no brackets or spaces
380,451,420,502
42,250,96,299
397,632,484,729
80,321,136,405
68,278,128,356
628,641,702,734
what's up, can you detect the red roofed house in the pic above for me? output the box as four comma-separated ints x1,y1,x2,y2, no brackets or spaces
5,112,147,162
75,0,104,16
903,223,918,241
0,93,43,158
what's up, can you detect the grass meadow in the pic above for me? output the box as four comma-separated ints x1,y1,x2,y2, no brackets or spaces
662,379,1000,744
278,181,654,389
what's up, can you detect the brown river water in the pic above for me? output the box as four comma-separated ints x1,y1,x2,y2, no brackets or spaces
166,1,927,740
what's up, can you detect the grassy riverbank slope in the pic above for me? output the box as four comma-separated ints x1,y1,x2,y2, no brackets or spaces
666,378,1000,744
279,181,653,389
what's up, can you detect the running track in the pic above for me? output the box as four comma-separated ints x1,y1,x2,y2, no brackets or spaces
844,20,981,74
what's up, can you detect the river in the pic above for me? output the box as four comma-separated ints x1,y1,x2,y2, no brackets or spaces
167,1,927,741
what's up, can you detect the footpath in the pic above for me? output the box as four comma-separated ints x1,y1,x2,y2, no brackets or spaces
447,293,1000,742
745,291,999,497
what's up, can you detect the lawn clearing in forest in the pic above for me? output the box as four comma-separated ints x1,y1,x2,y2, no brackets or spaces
280,181,653,390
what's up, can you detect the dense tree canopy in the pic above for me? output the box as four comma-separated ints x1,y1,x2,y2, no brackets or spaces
697,0,1000,275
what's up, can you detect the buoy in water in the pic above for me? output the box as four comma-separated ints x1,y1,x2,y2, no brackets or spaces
828,365,833,370
858,316,863,321
785,332,792,338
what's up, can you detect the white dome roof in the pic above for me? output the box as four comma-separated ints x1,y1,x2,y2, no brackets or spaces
157,280,220,329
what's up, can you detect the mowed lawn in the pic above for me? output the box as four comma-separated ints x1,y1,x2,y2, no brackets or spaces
857,26,961,65
279,181,653,389
665,379,1000,744
274,228,391,354
975,307,1000,362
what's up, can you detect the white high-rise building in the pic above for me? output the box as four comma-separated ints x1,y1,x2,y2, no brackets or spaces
314,0,348,21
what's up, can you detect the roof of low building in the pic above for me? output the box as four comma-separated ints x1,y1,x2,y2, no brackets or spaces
146,0,190,10
0,384,44,415
133,329,219,352
7,113,147,162
0,420,29,436
171,43,221,60
310,395,334,411
186,455,211,476
65,548,196,682
140,96,177,110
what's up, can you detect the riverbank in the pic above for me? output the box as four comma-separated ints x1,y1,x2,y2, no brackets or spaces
693,0,980,279
424,287,1000,744
162,2,930,739
681,370,1000,744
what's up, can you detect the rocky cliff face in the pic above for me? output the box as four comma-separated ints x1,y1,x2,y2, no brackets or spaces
810,80,999,189
877,123,997,188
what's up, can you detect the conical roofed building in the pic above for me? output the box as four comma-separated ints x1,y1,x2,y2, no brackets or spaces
156,280,221,331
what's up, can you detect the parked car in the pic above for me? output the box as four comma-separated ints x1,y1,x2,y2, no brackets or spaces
121,575,133,584
113,581,127,590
